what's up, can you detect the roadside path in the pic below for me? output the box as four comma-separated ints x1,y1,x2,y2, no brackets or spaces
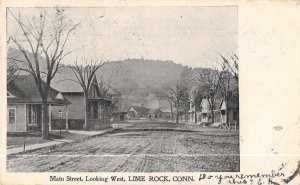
7,128,117,155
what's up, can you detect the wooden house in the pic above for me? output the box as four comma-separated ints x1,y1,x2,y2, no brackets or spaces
51,73,112,130
160,108,172,121
148,109,163,120
7,75,70,132
179,112,189,122
199,98,212,125
127,106,150,120
187,98,196,123
213,96,239,129
144,93,173,121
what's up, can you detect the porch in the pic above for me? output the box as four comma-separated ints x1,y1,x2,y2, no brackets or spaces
26,103,70,132
213,109,239,130
86,98,112,130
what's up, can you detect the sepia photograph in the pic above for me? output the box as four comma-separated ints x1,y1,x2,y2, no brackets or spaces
5,6,240,172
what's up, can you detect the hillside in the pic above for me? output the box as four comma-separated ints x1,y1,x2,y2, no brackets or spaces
95,59,185,107
97,59,184,94
7,48,238,109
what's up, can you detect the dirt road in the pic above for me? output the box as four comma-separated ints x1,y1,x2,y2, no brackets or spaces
7,121,239,172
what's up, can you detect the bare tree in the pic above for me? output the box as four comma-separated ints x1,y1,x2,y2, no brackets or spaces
68,53,106,130
215,63,231,124
7,8,79,139
168,100,174,121
6,37,19,84
97,69,115,99
217,53,239,124
7,60,19,84
194,69,222,123
164,81,189,123
219,54,239,81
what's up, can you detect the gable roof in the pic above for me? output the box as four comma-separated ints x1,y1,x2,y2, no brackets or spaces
200,98,211,106
149,109,162,114
128,106,150,116
108,88,122,96
160,107,172,112
52,72,117,98
7,75,71,105
200,98,221,111
51,73,84,93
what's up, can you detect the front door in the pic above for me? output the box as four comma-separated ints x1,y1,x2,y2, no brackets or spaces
93,102,98,119
27,104,41,130
88,101,98,119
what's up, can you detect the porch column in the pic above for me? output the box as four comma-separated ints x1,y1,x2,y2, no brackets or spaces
49,104,52,131
65,105,69,131
24,104,27,131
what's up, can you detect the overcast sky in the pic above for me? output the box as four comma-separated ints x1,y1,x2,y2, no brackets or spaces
7,7,237,68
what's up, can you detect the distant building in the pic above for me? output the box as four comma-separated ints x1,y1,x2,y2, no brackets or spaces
127,106,150,120
214,95,239,128
178,94,197,124
144,92,173,121
187,97,196,123
148,109,163,120
199,98,212,125
7,75,70,132
160,108,173,120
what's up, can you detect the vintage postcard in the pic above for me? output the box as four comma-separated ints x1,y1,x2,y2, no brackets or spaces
0,0,299,185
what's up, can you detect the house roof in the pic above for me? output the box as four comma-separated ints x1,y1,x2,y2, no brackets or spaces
149,109,162,114
7,75,71,105
108,88,122,96
200,98,211,106
52,73,120,98
128,106,150,116
199,98,222,114
51,73,84,93
160,107,172,113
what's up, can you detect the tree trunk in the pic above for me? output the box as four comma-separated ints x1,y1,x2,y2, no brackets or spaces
176,105,180,123
170,102,174,121
210,99,215,124
41,100,50,139
176,113,179,123
225,76,230,125
211,108,214,123
225,95,229,124
84,95,89,130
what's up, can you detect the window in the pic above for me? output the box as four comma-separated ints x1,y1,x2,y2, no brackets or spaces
28,105,38,125
8,108,16,124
